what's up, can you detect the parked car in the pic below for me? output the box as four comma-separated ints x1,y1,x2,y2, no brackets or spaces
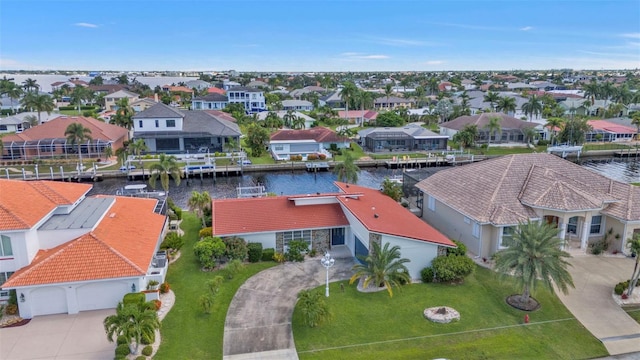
119,165,136,172
237,159,252,165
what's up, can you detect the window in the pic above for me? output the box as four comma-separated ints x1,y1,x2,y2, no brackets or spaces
590,215,602,234
0,271,14,285
427,195,435,211
567,217,578,234
274,145,283,151
0,235,13,256
463,216,471,224
155,120,159,128
472,222,480,238
0,125,6,131
166,119,176,128
283,230,312,248
501,226,515,248
139,120,143,128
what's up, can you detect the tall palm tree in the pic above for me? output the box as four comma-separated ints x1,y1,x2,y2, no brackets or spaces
71,86,91,113
149,153,182,192
22,78,39,93
496,96,517,115
485,116,501,146
522,127,538,146
452,124,478,148
631,113,640,140
188,190,211,228
3,82,22,114
356,89,375,111
111,97,134,129
626,234,640,296
283,110,296,128
21,93,55,124
384,83,394,110
349,241,411,297
522,95,543,121
545,117,564,144
104,301,160,355
333,151,359,183
64,122,92,166
494,220,574,307
340,81,358,123
483,91,500,111
583,79,600,105
292,116,306,130
129,139,148,175
414,86,426,108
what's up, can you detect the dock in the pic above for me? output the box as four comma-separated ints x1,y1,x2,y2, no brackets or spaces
306,162,329,171
614,148,640,158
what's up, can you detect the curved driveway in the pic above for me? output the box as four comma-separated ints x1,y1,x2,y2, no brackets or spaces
223,257,355,360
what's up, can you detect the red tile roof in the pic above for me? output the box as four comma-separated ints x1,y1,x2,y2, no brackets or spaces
0,180,91,230
337,110,378,120
270,127,348,142
204,110,237,123
212,196,349,235
2,116,129,144
588,120,636,134
207,87,226,95
3,196,166,288
334,183,455,246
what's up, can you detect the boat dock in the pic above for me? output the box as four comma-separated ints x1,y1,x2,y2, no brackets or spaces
306,162,329,171
614,148,640,157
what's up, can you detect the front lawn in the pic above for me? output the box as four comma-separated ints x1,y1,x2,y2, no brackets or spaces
293,267,607,360
626,307,640,324
154,213,277,359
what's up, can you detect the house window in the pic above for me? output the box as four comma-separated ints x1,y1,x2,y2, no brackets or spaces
166,119,176,127
427,195,435,211
282,230,312,248
590,215,602,234
501,226,515,248
567,217,578,234
0,125,6,131
155,120,159,128
463,216,471,224
0,235,13,256
139,120,143,128
0,271,14,285
274,146,283,151
472,222,480,238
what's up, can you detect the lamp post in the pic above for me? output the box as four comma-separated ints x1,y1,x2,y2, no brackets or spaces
321,252,335,297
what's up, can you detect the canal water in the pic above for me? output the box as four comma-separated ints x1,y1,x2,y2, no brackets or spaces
86,159,639,208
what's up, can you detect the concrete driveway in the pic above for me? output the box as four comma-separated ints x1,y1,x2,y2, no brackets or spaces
0,309,115,360
223,256,356,360
557,255,640,356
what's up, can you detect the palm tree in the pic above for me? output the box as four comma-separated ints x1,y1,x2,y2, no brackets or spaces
631,113,640,140
333,151,359,183
626,234,640,297
496,96,517,115
223,136,238,153
188,191,211,228
21,93,55,124
149,153,182,192
104,301,160,354
483,91,500,111
103,145,113,161
522,127,538,146
452,124,478,148
349,241,411,297
3,82,22,114
583,79,600,105
522,95,543,121
340,81,358,123
129,139,148,176
292,116,306,130
264,111,282,130
494,220,574,308
413,86,426,108
485,116,501,146
283,110,296,128
111,97,134,129
384,83,394,110
356,89,375,111
64,123,92,166
22,78,39,93
71,86,91,113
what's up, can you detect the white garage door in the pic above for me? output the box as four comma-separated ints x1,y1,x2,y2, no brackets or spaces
77,281,129,311
31,287,67,316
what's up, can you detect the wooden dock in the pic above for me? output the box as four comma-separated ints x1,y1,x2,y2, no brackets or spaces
614,149,640,157
306,162,330,171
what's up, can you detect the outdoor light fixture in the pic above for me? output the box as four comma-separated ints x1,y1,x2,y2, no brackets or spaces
320,252,335,297
20,293,25,302
131,283,136,293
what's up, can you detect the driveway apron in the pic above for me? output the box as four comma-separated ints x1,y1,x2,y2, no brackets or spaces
223,257,355,360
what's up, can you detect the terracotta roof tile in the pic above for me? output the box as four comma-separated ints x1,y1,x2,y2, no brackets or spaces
1,116,129,144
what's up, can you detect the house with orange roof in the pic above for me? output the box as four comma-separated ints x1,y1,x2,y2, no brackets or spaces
0,179,168,318
1,116,129,161
212,182,455,279
586,120,637,142
337,110,378,125
269,127,349,161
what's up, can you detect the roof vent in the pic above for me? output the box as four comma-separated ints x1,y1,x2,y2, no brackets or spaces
374,214,379,218
109,213,116,218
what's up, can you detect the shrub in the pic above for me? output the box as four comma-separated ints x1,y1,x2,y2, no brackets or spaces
136,356,146,360
5,304,18,315
420,267,435,283
431,255,475,282
115,355,126,360
308,248,317,257
160,232,184,251
141,331,155,345
537,139,549,146
194,236,226,269
8,290,17,305
159,282,170,294
223,236,248,260
318,154,326,160
199,227,213,238
447,240,467,256
273,252,286,263
116,335,129,346
123,292,145,305
115,344,131,357
207,275,225,294
199,294,214,314
225,259,245,279
247,242,263,263
152,299,162,311
142,345,153,356
307,154,318,161
615,283,626,295
286,240,309,262
262,248,275,262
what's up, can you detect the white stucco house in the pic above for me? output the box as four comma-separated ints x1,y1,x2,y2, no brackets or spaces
0,180,168,318
268,127,349,161
211,182,455,279
227,86,266,114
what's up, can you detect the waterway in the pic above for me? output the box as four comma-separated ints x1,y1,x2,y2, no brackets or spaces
86,159,640,208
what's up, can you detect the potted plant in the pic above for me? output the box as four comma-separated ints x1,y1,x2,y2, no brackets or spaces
146,280,159,290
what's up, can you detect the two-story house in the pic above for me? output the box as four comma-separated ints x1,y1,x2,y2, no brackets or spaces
226,86,266,114
192,93,229,110
104,90,140,111
0,180,168,318
132,102,241,153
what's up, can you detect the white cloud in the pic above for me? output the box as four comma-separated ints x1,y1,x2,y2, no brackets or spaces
520,26,533,31
372,37,433,47
340,53,389,60
74,22,98,28
620,33,640,39
425,60,444,65
359,55,389,59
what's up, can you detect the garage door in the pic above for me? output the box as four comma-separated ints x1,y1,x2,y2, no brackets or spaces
31,287,67,316
78,281,129,311
290,144,318,152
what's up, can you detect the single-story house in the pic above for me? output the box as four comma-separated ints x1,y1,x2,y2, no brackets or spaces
290,86,326,99
586,120,637,142
358,123,449,152
440,112,538,144
0,116,28,134
130,98,158,113
132,102,241,153
269,127,349,161
1,116,130,160
337,110,378,125
192,93,229,111
282,100,314,112
211,182,455,279
0,179,168,318
256,110,316,129
415,153,640,258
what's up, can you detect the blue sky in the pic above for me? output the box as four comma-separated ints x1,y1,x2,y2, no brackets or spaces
1,0,639,71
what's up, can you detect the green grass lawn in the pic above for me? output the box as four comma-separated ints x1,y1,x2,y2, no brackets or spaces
154,213,277,360
626,307,640,324
583,143,632,151
335,143,365,161
293,267,607,360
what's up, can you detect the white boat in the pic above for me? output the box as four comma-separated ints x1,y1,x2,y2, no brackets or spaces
116,184,166,198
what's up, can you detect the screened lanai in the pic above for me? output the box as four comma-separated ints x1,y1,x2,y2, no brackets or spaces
2,138,112,160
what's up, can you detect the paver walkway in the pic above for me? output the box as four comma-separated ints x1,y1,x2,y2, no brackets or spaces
557,255,640,356
223,256,356,360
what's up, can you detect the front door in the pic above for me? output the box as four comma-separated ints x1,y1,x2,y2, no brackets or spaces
331,228,345,246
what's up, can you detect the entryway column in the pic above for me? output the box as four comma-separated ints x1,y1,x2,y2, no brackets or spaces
558,215,568,248
580,214,592,250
